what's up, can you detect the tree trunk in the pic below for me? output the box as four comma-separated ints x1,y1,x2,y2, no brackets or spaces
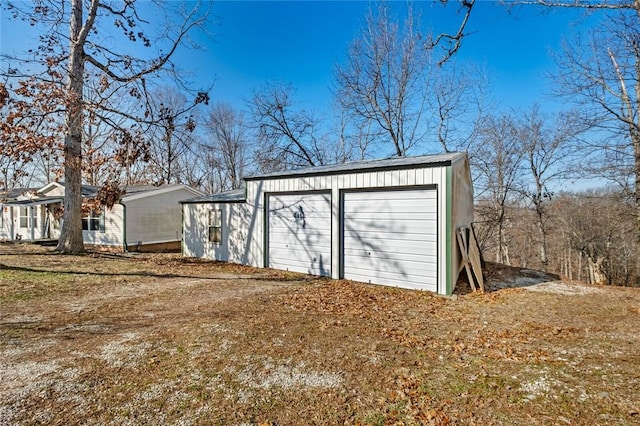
635,133,640,286
578,251,582,282
587,256,606,285
568,244,573,281
56,0,85,254
496,222,505,264
535,205,548,271
632,0,640,286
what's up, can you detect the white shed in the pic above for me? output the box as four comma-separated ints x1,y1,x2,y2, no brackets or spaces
1,182,202,252
182,152,474,295
182,189,255,264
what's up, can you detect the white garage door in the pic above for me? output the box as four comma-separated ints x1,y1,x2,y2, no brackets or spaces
342,189,438,291
267,193,332,277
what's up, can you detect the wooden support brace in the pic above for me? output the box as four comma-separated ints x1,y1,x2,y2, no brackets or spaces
468,227,485,292
457,228,477,292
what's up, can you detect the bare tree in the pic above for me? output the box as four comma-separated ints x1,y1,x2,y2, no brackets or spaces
545,3,640,282
333,106,377,162
471,114,526,265
0,83,47,190
2,1,210,253
80,81,145,187
503,0,640,281
334,4,428,157
554,190,635,285
428,0,476,65
0,152,29,193
205,103,250,191
249,80,329,171
432,62,487,152
518,106,579,269
334,3,485,157
142,87,202,185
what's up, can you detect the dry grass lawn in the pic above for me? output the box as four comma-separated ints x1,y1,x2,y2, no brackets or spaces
1,243,639,425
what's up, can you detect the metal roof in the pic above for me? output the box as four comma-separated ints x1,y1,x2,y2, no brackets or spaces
181,188,246,204
244,152,466,181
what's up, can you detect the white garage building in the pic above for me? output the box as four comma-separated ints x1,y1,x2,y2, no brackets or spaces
182,152,474,295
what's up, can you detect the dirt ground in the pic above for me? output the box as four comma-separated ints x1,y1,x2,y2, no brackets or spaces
1,243,639,425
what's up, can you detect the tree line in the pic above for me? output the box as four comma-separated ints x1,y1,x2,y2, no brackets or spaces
0,1,638,286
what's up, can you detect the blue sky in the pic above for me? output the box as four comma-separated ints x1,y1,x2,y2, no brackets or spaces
172,1,598,116
0,1,608,189
1,1,599,117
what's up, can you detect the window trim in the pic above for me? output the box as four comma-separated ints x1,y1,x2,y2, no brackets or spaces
208,209,222,244
19,206,36,229
82,210,105,233
19,206,28,228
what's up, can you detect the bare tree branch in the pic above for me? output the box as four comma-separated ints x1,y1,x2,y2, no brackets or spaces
429,0,476,66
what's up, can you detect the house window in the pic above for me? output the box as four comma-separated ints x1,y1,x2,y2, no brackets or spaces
82,210,104,232
19,206,36,229
19,207,28,228
208,209,222,244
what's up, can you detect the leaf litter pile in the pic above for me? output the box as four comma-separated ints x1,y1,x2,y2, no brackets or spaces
1,243,639,425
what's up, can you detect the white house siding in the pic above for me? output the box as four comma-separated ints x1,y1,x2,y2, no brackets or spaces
41,185,65,197
0,205,12,239
181,202,204,258
82,204,124,248
124,188,196,247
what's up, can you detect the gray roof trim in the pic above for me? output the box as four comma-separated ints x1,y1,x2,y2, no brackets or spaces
0,187,37,202
81,185,99,196
3,197,64,206
244,152,466,181
181,188,246,204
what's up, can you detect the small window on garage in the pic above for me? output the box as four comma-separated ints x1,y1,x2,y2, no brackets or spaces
208,209,222,244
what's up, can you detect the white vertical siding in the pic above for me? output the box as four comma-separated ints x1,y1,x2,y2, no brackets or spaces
182,203,205,258
437,166,448,293
246,162,451,293
182,202,253,264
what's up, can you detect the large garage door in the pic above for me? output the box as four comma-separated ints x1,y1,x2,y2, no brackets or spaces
342,189,438,291
267,193,331,277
